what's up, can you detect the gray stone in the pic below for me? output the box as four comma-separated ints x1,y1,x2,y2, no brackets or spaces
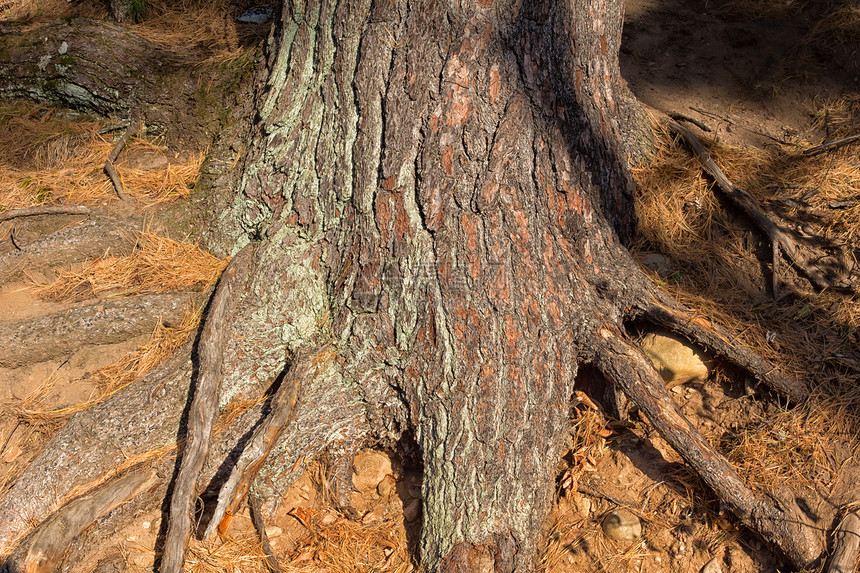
639,331,711,387
642,252,671,275
236,6,274,24
700,558,722,573
601,509,642,542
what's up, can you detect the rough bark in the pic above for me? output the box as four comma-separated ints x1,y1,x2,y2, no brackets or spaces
0,0,832,571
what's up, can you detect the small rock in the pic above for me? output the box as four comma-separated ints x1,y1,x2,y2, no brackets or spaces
377,474,396,497
642,253,671,275
362,509,383,524
319,511,338,526
639,332,711,386
351,450,392,493
601,509,642,543
700,558,722,573
125,149,168,171
236,6,274,23
403,498,422,522
265,525,283,539
2,446,22,463
573,495,592,518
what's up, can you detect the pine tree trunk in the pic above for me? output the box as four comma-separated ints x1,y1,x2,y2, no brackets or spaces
0,1,828,571
204,0,648,568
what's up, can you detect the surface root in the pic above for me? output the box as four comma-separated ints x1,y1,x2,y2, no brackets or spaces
595,323,823,569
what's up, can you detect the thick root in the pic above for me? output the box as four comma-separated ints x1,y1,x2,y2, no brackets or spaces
160,245,253,573
595,324,823,569
0,217,139,287
1,469,159,573
0,293,193,369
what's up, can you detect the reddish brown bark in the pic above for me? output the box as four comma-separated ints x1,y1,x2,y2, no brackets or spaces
0,0,829,571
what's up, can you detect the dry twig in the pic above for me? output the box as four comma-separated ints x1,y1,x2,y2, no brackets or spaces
804,133,860,156
104,121,137,200
666,118,835,293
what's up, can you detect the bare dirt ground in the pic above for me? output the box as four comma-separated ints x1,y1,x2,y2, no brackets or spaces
1,0,858,572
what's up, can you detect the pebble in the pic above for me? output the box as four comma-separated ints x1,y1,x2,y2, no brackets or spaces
642,253,671,275
377,475,396,497
236,6,274,24
700,558,722,573
574,495,592,518
601,509,642,542
265,526,283,539
639,331,711,385
403,498,422,522
351,451,392,493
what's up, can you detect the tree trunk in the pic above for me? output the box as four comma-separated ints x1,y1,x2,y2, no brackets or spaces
0,1,828,571
204,0,649,568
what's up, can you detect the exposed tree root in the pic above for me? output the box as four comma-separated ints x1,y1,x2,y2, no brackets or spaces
0,206,91,224
204,345,321,539
0,293,192,368
248,492,283,573
665,118,851,294
0,469,159,573
0,217,139,286
0,239,368,565
161,245,253,573
595,323,823,569
827,511,860,573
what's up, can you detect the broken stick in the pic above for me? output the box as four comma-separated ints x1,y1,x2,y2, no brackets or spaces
804,133,860,157
104,121,137,201
159,244,253,573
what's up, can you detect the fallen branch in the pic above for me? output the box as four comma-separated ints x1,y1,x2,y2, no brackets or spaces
249,492,283,573
0,205,91,223
827,510,860,573
104,121,137,201
668,111,711,132
804,133,860,156
203,345,327,538
160,244,253,573
666,118,834,292
687,107,789,145
595,324,823,568
1,469,158,573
